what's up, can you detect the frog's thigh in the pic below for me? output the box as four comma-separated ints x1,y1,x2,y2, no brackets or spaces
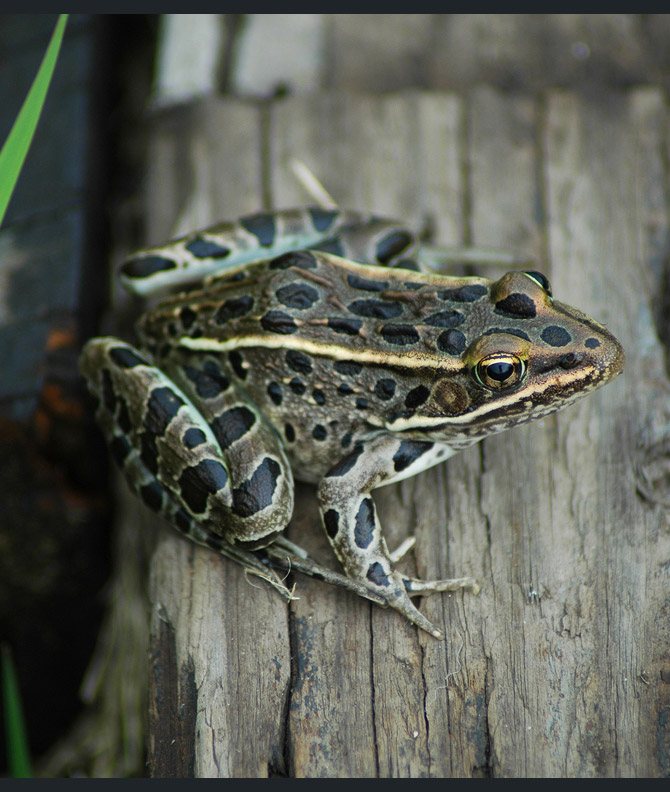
170,354,295,547
317,434,442,595
80,339,293,548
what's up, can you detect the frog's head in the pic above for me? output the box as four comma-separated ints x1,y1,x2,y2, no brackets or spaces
389,270,625,443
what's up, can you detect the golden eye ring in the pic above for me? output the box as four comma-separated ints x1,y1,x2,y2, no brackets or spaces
475,353,526,390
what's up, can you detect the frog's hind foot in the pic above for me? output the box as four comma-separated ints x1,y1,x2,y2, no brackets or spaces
263,542,468,640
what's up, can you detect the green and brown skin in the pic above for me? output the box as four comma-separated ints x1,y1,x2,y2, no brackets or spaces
80,208,624,638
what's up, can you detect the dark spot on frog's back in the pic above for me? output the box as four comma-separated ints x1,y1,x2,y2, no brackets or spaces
185,237,231,259
232,457,281,517
312,424,327,441
267,382,282,405
495,292,537,319
438,284,487,303
347,273,389,292
240,212,276,247
261,310,299,334
215,295,254,324
289,378,306,395
424,310,464,328
184,364,230,399
180,306,197,329
276,282,319,310
327,317,362,336
437,329,466,355
269,250,318,270
354,498,375,549
286,349,312,374
228,350,247,380
381,323,420,346
348,299,403,319
334,360,363,376
585,337,600,349
110,346,147,369
374,378,396,401
122,255,177,280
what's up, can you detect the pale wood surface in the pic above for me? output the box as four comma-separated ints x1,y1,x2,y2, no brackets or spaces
225,14,670,97
144,87,670,777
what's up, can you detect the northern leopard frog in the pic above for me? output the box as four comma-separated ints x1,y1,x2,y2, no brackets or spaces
80,207,624,638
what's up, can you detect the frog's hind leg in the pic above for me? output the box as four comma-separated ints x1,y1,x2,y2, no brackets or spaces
120,207,389,296
79,338,294,555
310,220,423,271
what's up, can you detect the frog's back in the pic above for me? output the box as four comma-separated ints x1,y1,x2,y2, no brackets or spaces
138,249,623,484
138,249,490,367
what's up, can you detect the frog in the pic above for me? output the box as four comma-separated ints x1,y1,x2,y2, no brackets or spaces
79,207,625,639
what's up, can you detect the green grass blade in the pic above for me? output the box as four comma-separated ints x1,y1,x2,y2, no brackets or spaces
0,13,68,226
1,644,32,777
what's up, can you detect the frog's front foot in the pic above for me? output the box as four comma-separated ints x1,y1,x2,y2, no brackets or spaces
379,569,480,639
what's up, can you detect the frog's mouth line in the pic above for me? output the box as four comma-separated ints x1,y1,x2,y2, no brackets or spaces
377,364,609,435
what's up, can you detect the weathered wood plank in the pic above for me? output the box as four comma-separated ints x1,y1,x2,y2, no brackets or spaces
145,98,292,778
541,88,670,777
227,15,670,96
144,87,669,777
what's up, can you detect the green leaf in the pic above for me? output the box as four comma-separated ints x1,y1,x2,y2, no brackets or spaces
0,14,68,226
1,644,32,778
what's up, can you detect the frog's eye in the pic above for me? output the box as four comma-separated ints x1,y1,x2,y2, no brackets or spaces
524,270,552,296
475,353,526,390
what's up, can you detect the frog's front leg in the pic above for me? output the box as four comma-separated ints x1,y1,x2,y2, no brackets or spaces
79,338,294,550
317,434,477,639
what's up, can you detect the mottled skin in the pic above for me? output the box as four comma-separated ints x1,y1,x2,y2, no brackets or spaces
80,208,625,637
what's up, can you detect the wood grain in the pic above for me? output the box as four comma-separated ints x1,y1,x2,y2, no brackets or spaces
144,88,670,777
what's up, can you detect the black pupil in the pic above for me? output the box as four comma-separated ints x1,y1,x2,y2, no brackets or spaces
525,270,551,293
487,361,514,381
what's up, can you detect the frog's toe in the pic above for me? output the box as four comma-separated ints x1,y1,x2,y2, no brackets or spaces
403,575,480,597
389,536,416,563
382,581,446,639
